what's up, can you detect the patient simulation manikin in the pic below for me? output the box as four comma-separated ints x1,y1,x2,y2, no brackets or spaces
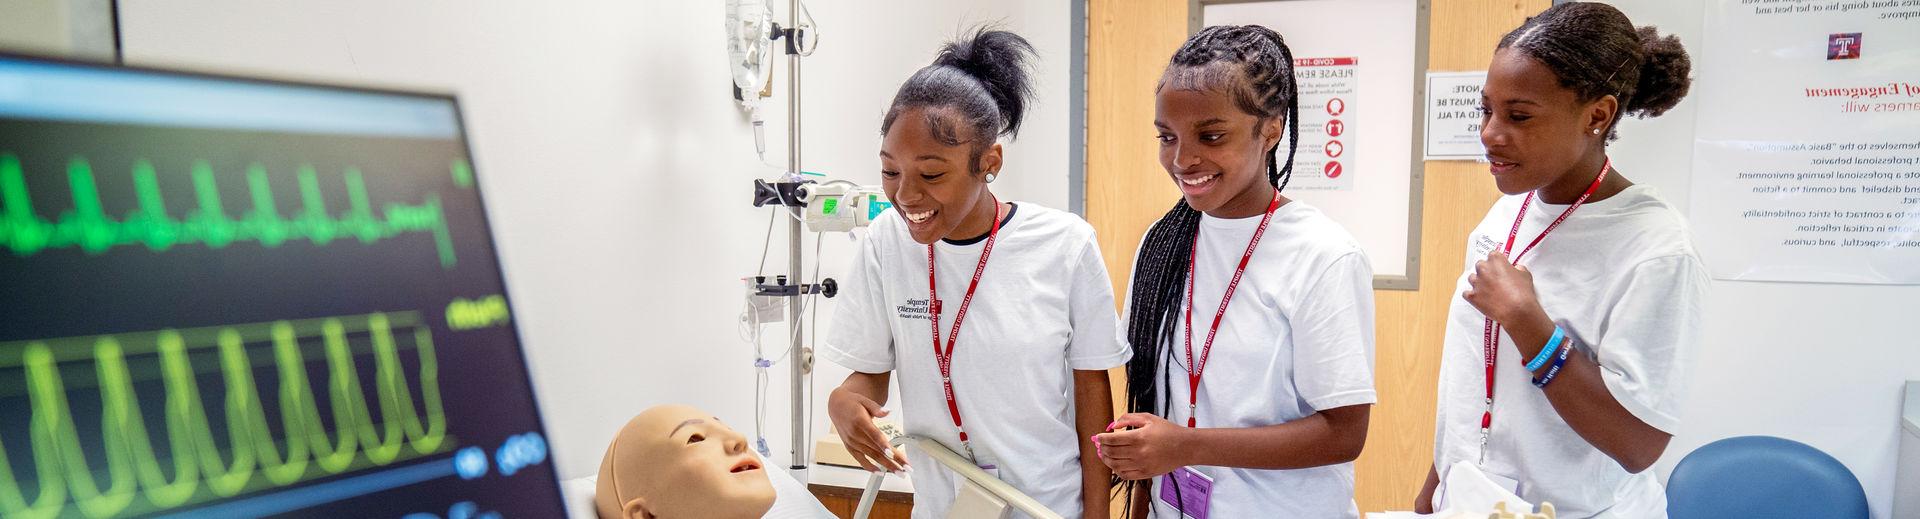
595,405,778,519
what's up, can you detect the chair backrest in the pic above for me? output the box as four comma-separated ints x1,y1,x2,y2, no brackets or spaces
1667,435,1869,519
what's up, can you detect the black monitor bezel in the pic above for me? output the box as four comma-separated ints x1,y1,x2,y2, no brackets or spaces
0,49,569,517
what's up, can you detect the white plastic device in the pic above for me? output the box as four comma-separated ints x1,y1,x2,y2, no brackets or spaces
797,180,891,233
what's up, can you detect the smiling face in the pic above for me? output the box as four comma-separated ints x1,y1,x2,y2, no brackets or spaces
594,405,775,519
880,106,1002,244
1154,80,1282,218
1479,48,1617,196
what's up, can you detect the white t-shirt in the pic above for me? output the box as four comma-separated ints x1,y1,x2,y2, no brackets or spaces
1432,185,1708,518
821,202,1131,519
1138,201,1378,519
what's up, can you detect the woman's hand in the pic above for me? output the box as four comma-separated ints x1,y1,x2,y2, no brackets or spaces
1464,250,1546,326
827,386,908,473
1092,413,1191,480
1414,465,1439,514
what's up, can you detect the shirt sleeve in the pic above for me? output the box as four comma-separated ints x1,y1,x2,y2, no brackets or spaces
1290,250,1379,411
1590,254,1707,434
1066,235,1133,370
819,230,896,374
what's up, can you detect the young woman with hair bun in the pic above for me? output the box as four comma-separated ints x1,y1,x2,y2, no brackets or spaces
1418,4,1708,517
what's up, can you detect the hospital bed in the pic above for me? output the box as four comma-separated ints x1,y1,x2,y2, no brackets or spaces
561,434,1062,519
851,435,1064,519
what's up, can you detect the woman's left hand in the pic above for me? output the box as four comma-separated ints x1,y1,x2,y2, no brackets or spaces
1463,250,1544,326
1093,413,1191,480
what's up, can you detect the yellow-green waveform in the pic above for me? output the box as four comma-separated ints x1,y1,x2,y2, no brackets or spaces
0,154,464,268
0,312,449,519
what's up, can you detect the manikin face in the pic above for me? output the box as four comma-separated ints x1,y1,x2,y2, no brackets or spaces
595,405,775,519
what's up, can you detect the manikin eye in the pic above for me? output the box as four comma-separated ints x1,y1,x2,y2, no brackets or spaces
686,433,705,444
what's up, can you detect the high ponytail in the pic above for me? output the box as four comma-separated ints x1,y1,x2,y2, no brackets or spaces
930,28,1034,139
881,27,1036,172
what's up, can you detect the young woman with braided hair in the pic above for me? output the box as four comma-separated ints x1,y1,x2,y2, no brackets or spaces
1415,4,1706,517
820,28,1129,519
1092,25,1377,518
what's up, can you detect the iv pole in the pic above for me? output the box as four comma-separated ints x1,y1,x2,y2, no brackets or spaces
784,0,808,473
745,0,826,477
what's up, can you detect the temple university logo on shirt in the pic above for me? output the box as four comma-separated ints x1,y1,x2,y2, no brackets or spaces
1828,33,1862,60
1470,234,1499,259
896,298,933,321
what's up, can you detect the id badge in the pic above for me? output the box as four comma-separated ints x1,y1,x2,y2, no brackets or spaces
970,448,1002,479
976,462,1001,479
1157,467,1214,519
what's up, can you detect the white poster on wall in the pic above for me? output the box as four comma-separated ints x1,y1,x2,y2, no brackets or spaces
1690,0,1920,284
1291,56,1359,191
1424,71,1488,160
1203,0,1420,284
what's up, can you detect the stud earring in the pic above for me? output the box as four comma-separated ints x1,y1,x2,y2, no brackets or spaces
985,172,998,183
1592,128,1603,135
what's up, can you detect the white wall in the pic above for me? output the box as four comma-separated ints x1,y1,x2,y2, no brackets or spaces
0,0,116,60
119,0,1073,481
1599,2,1919,517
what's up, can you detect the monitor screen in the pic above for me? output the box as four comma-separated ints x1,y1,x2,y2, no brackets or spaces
0,54,564,518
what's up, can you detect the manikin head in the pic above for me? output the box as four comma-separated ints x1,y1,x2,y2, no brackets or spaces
594,405,775,519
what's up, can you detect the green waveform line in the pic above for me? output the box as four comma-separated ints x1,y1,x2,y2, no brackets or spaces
0,312,449,519
450,159,473,189
0,154,460,268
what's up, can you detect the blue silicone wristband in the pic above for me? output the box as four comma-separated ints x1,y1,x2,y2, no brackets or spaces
1526,326,1566,372
1532,339,1573,388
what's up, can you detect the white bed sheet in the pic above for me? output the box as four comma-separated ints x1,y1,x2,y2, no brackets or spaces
560,459,836,518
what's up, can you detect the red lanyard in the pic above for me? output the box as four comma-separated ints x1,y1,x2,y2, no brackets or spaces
1478,159,1610,464
928,198,1005,459
1182,193,1282,428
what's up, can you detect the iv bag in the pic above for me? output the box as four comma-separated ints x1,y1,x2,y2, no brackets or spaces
726,0,774,100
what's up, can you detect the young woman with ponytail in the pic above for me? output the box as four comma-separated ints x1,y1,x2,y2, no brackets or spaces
1093,25,1378,519
819,28,1129,519
1416,4,1707,517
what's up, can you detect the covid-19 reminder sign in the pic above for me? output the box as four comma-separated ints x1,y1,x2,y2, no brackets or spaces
1289,57,1359,192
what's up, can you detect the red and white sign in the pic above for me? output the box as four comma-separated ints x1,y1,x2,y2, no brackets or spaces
1295,56,1358,67
1285,56,1358,192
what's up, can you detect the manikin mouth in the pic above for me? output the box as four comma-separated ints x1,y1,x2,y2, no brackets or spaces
729,459,761,474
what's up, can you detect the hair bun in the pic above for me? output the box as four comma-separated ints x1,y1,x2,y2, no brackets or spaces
931,28,1035,137
1626,25,1692,118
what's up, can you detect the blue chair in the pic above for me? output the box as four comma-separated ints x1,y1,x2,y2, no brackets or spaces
1667,435,1869,519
